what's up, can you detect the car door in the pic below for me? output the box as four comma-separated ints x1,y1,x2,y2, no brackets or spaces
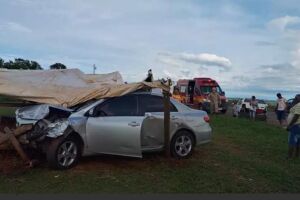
85,95,143,158
138,94,179,148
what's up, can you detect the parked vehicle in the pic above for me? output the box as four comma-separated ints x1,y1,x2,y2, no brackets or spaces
172,78,228,113
233,98,268,120
16,91,212,169
286,98,294,113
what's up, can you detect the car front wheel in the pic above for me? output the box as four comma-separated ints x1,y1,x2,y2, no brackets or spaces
170,130,195,159
46,136,81,170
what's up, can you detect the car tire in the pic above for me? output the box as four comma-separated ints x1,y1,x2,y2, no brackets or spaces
170,130,195,159
46,136,81,170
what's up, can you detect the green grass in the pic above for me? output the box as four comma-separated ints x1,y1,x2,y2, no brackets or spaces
1,115,300,193
0,96,18,117
0,107,16,117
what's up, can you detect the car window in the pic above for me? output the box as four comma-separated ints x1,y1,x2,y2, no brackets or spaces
94,95,138,116
138,94,178,115
258,100,265,104
288,99,294,104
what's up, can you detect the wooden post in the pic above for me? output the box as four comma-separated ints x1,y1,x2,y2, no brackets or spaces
163,79,171,157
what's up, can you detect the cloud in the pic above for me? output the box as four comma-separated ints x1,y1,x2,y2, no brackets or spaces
253,63,300,91
158,52,232,71
179,53,232,69
291,48,300,67
255,41,276,46
0,22,32,33
268,15,300,31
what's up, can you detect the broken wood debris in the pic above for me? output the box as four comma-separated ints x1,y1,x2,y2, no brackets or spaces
0,124,37,167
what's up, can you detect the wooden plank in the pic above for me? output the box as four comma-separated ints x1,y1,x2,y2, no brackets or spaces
13,125,33,137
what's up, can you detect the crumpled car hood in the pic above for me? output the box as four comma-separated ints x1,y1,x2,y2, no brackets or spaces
16,104,74,139
16,104,73,121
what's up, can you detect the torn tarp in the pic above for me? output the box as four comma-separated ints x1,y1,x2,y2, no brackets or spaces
0,69,170,107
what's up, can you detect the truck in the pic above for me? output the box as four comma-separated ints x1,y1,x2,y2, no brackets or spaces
172,78,228,113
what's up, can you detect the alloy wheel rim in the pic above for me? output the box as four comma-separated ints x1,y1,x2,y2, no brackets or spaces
175,135,192,157
57,141,78,167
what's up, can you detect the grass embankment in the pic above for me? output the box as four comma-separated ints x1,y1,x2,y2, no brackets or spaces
0,115,299,193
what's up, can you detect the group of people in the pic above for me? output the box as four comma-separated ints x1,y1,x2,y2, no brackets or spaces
239,93,300,159
209,89,300,159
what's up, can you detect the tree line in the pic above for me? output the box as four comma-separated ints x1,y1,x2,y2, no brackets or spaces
0,57,67,70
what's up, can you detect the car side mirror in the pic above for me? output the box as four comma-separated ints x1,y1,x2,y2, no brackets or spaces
221,91,225,95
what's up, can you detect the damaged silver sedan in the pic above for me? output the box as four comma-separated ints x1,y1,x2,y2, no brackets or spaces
16,91,212,169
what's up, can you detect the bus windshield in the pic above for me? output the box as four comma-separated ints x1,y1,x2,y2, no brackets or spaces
200,86,222,94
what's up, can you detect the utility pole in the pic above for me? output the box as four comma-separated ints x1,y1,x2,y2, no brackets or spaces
93,64,97,74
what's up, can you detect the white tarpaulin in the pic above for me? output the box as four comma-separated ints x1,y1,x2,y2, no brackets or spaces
0,68,169,107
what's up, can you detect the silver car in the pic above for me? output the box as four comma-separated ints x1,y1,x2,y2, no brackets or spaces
16,91,212,169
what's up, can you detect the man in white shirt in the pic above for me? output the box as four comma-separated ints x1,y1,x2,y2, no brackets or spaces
275,93,287,126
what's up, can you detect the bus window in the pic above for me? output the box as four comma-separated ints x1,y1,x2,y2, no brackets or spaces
200,86,222,94
180,86,187,93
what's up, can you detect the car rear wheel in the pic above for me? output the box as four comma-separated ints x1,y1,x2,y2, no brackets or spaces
46,136,81,170
170,130,195,159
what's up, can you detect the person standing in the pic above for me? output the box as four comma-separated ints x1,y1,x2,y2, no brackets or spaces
286,94,300,159
249,96,258,120
144,69,153,82
208,87,221,114
275,93,287,126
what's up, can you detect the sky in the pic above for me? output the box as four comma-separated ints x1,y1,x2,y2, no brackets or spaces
0,0,300,100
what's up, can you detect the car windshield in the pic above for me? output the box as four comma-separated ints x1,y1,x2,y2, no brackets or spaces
200,86,222,94
244,98,265,104
71,99,98,111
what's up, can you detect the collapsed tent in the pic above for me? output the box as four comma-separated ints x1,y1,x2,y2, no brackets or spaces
0,68,170,107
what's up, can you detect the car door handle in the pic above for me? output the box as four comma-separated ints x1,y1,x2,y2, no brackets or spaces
171,116,178,120
128,122,140,127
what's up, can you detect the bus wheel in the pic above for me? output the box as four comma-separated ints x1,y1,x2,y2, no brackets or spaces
198,103,203,110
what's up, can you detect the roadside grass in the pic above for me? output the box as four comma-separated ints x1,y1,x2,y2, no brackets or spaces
1,115,300,193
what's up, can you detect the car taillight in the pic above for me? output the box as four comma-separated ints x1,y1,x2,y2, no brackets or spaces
204,115,210,123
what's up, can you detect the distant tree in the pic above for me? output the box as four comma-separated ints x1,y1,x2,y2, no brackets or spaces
49,63,67,70
0,58,42,70
30,61,42,70
0,58,4,68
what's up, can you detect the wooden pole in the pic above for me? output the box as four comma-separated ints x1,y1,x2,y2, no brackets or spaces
163,79,171,157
